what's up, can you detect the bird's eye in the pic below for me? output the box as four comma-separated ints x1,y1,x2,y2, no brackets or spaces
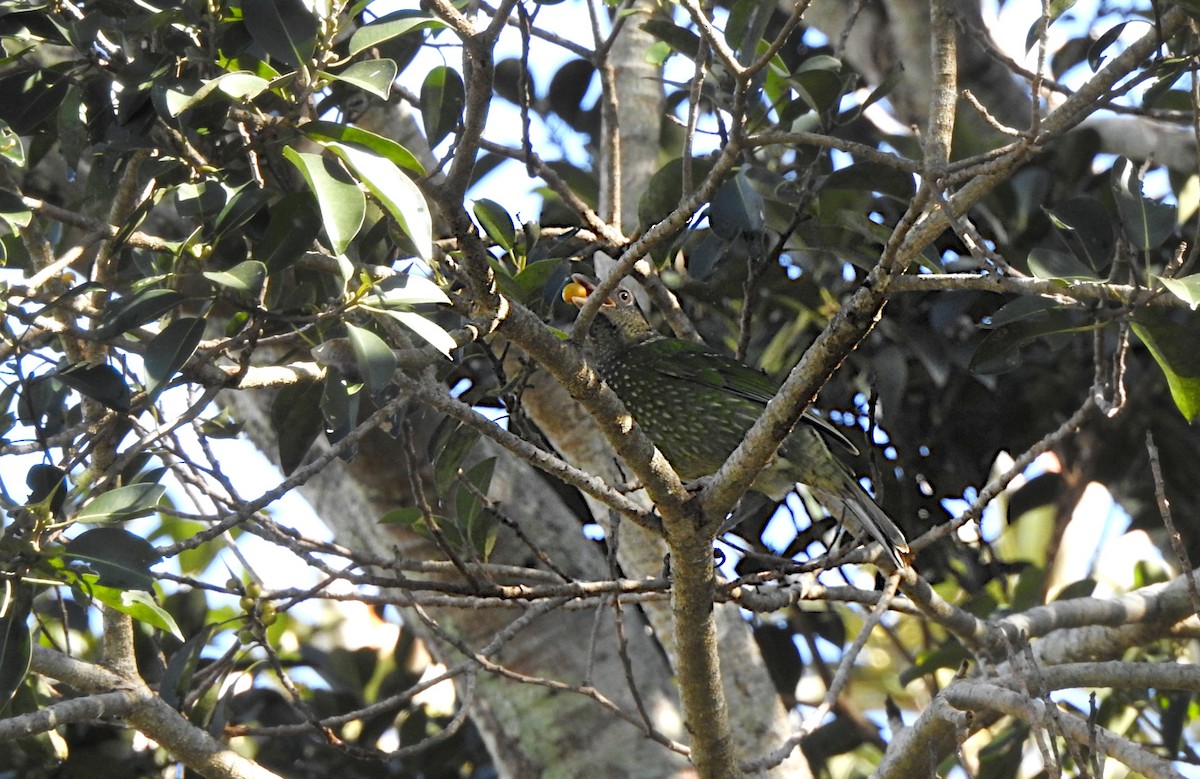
615,289,632,304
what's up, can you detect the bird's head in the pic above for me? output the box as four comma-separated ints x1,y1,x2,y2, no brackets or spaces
562,274,659,347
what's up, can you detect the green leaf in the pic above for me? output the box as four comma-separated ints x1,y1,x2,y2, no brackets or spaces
1158,274,1200,307
283,147,365,255
377,310,456,357
1111,156,1176,251
301,120,425,175
65,527,162,590
1131,309,1200,422
640,18,702,59
345,322,396,397
162,72,270,117
970,309,1093,374
472,198,516,253
0,582,32,710
147,314,206,391
326,59,397,100
430,418,481,493
241,0,318,69
420,66,465,148
56,363,132,412
203,260,268,294
77,484,166,524
360,273,450,307
1088,22,1129,71
96,288,186,338
0,188,31,228
323,141,432,260
1044,197,1114,274
1026,247,1098,281
452,456,498,559
347,11,444,57
822,161,916,200
709,171,764,240
0,120,25,167
378,506,425,525
89,585,184,641
270,381,325,475
257,192,323,271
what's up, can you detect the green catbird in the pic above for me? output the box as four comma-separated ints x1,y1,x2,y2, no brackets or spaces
563,274,909,569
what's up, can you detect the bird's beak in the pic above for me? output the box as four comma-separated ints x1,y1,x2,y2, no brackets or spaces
562,274,596,308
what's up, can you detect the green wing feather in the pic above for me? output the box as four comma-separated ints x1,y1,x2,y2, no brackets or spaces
641,339,858,454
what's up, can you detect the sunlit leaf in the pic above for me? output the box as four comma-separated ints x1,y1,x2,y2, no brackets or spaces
345,322,396,397
90,585,184,641
325,59,397,100
203,260,268,294
283,147,365,255
348,11,444,56
323,141,432,260
77,484,166,524
1131,308,1200,422
301,120,425,175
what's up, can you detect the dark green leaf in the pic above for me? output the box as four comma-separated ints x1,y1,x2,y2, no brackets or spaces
1131,308,1200,422
791,68,845,115
65,527,162,590
283,148,365,255
640,18,702,59
76,484,166,524
638,157,715,230
1111,156,1176,251
145,317,206,394
56,363,131,412
0,582,32,710
257,192,323,271
241,0,318,69
1024,0,1077,51
320,374,358,444
345,322,396,397
25,464,67,517
420,66,464,148
1088,22,1129,71
0,188,31,229
822,162,915,200
96,288,186,338
430,418,481,494
473,198,516,252
710,172,764,240
970,309,1093,374
1027,247,1098,281
0,68,69,134
452,456,498,559
1044,197,1114,273
378,506,425,526
899,641,970,685
270,381,325,475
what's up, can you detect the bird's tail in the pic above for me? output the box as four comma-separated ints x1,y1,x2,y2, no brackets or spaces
810,476,910,570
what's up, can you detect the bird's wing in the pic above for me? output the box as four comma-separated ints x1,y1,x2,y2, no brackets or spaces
648,342,859,454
